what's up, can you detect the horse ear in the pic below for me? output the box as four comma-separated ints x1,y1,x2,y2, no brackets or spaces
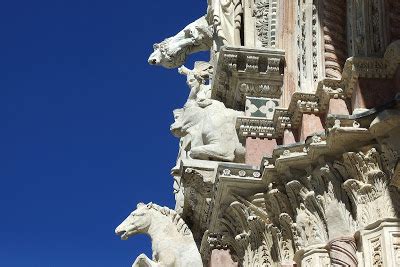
137,202,145,209
146,202,153,208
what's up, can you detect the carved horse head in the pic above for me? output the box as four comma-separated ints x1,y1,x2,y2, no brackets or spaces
115,203,152,240
148,16,213,68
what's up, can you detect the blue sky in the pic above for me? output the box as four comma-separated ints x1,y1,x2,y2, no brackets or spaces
0,1,209,266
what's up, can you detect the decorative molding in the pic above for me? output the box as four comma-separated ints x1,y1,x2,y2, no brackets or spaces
211,45,285,110
347,0,388,57
252,0,278,48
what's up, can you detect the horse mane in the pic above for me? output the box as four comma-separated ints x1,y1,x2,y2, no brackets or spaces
146,203,192,236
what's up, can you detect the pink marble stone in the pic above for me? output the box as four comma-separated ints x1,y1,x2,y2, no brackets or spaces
299,114,324,142
283,129,296,145
245,137,277,166
209,249,238,267
328,98,350,115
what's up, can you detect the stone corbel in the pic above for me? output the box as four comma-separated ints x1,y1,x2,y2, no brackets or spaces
211,46,285,110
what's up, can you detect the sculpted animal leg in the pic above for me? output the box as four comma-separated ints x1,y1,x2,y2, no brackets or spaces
190,144,235,161
132,254,158,267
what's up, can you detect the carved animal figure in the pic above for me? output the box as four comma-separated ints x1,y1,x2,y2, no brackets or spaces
170,100,245,162
148,16,213,68
115,203,202,267
147,1,244,69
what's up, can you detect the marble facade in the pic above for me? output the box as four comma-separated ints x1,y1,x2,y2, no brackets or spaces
116,0,400,266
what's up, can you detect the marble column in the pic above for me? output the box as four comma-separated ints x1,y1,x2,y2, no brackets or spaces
327,237,358,267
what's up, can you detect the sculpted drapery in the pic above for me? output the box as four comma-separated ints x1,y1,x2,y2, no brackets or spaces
209,0,243,46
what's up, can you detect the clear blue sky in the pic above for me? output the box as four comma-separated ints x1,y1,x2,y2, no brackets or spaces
0,1,209,266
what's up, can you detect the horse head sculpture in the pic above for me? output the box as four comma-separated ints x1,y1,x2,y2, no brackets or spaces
115,202,152,240
148,16,213,68
115,202,202,267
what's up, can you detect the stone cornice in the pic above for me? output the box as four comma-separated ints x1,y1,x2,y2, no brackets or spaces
341,40,400,98
207,97,400,248
235,41,400,140
211,45,285,110
208,163,264,232
261,96,400,181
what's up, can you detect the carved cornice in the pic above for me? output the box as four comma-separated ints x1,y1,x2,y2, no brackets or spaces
236,116,275,139
208,163,264,232
211,45,285,110
233,41,400,140
341,40,400,98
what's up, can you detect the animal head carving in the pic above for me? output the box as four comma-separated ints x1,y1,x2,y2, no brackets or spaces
115,203,153,240
148,17,212,69
170,106,204,138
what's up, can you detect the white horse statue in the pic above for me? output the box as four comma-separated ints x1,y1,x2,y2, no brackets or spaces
148,16,213,69
147,0,243,69
115,202,202,267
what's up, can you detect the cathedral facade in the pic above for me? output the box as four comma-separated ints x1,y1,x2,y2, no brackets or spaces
116,1,400,266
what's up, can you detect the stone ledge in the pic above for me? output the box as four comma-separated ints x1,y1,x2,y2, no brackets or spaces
211,45,285,110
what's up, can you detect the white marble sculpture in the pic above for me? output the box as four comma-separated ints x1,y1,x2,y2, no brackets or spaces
170,100,244,162
115,203,202,267
147,0,244,69
170,61,244,162
178,61,213,108
210,0,243,46
148,16,213,69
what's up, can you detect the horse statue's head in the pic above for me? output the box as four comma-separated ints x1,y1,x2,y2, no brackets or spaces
148,16,213,69
115,203,153,240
